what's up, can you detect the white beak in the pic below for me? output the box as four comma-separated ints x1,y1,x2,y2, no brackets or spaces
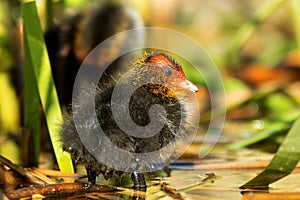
181,80,198,92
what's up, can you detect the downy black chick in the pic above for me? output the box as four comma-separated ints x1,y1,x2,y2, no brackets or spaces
61,52,198,188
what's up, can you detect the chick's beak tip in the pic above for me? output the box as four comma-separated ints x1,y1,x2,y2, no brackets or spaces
191,84,198,92
187,80,198,92
181,80,198,92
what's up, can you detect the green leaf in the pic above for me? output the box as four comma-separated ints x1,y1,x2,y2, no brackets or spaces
241,114,300,189
23,27,40,166
21,1,73,173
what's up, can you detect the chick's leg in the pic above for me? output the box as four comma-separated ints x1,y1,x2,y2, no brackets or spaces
86,168,97,184
131,172,146,188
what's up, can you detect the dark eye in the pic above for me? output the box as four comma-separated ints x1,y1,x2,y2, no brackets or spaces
164,69,172,76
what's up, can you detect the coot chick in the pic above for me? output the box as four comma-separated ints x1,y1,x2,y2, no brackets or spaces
61,52,198,188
